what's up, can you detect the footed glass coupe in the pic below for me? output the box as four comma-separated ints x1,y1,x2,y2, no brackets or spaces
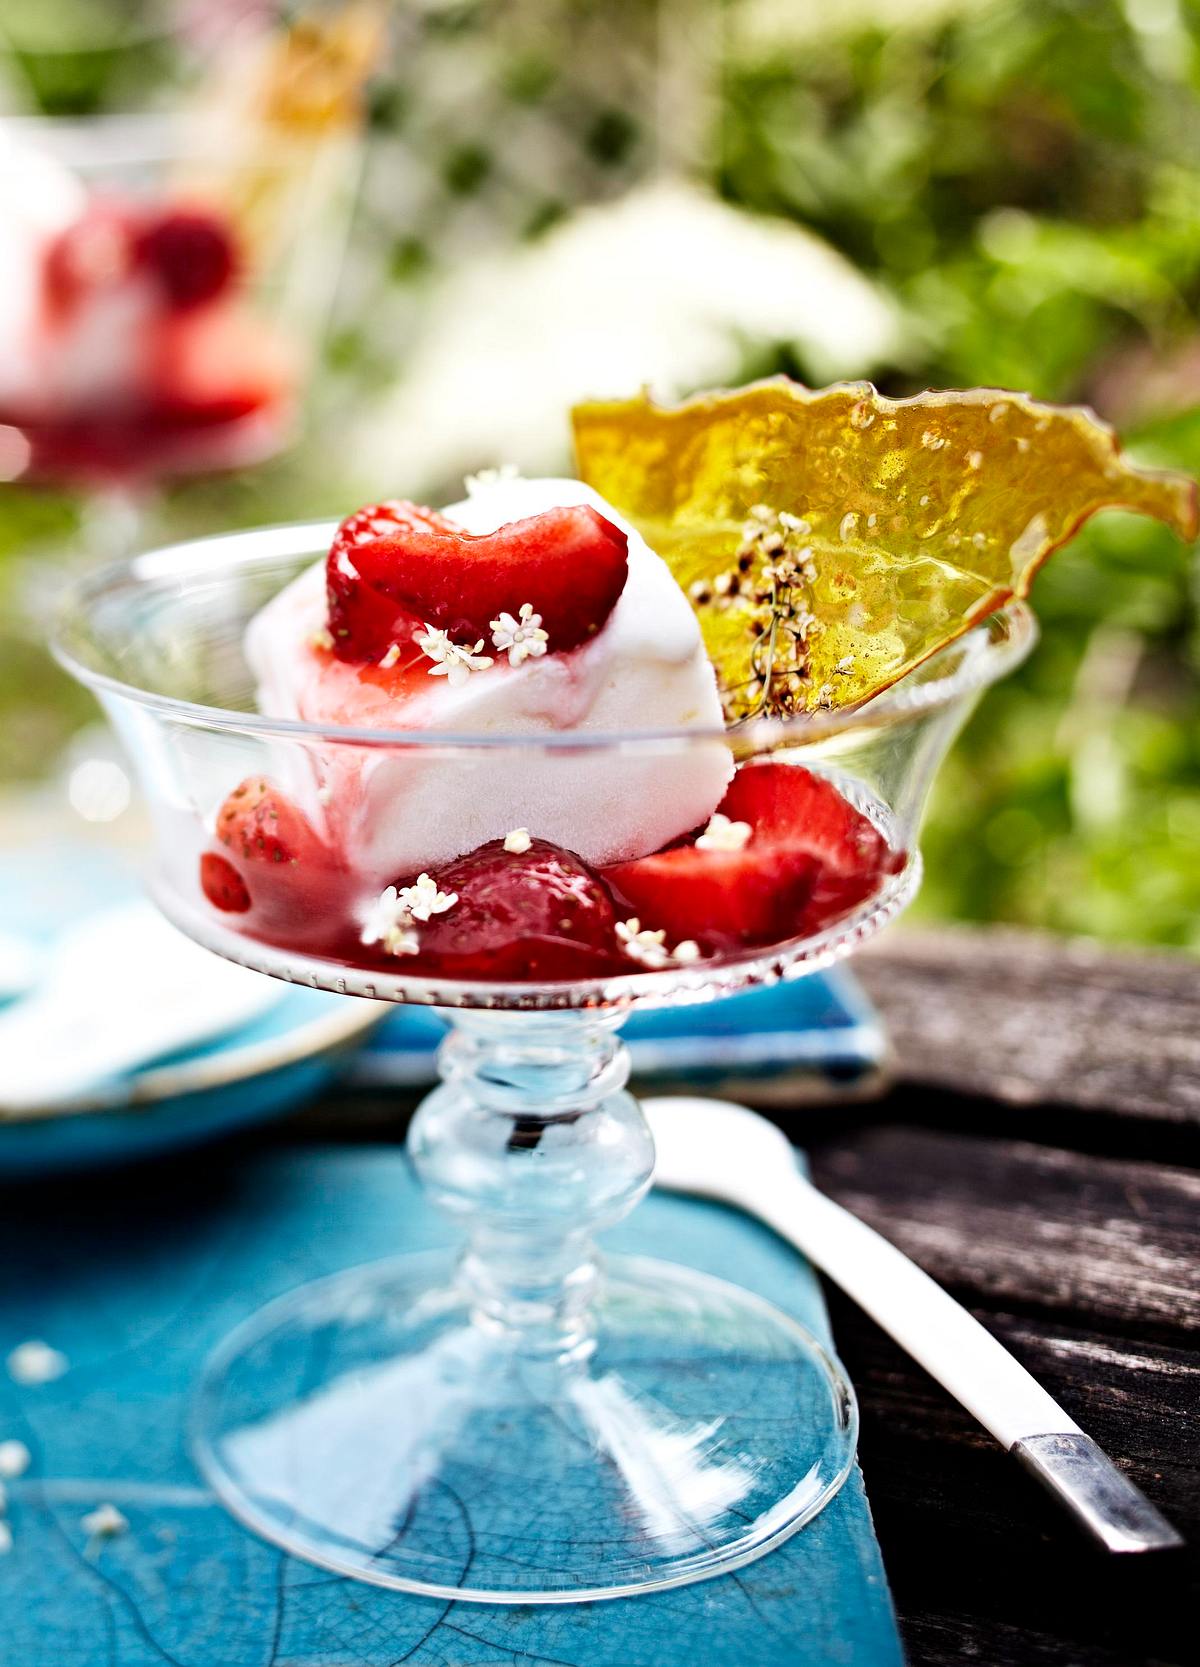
55,520,1035,1602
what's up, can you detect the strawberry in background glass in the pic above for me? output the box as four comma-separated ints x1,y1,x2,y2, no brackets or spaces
0,153,295,490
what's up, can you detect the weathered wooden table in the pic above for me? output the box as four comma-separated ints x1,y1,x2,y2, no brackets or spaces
297,923,1199,1667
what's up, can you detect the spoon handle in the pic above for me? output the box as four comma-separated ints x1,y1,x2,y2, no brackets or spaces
741,1169,1183,1554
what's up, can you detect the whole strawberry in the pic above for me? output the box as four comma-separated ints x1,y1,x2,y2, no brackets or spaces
412,838,621,981
135,208,238,310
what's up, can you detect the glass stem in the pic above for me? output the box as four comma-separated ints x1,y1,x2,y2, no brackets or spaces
80,484,154,562
408,1011,653,1361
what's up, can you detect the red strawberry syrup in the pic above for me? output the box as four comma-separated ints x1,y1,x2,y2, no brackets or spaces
197,764,906,983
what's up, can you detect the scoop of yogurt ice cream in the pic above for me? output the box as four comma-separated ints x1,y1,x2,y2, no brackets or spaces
245,475,733,878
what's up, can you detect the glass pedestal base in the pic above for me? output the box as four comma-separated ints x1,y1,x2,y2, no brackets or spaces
192,1249,857,1602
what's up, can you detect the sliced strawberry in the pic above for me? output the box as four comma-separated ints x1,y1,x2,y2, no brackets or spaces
604,845,819,949
603,763,902,952
326,501,458,662
135,208,238,310
210,776,341,932
719,762,890,876
200,851,251,913
326,502,629,663
406,838,620,981
720,762,902,928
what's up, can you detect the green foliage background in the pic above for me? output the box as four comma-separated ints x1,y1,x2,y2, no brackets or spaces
715,0,1200,946
3,0,1200,947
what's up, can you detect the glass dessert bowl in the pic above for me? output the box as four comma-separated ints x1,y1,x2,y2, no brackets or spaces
52,382,1195,1602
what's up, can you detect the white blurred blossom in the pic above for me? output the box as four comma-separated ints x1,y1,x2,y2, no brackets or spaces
357,182,901,491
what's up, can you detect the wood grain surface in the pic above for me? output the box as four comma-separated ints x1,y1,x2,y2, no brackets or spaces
807,925,1200,1667
298,922,1200,1667
857,923,1200,1125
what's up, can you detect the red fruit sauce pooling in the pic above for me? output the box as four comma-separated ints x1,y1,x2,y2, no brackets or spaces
199,763,906,982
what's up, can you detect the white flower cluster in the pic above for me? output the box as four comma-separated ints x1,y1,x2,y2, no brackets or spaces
361,874,458,958
411,600,551,683
464,463,520,497
490,602,548,667
616,919,701,970
414,625,495,687
695,812,752,852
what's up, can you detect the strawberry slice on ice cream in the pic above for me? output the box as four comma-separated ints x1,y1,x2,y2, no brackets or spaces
326,500,460,662
324,499,629,663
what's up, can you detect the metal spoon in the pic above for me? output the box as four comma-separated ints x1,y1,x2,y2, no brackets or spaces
643,1093,1183,1554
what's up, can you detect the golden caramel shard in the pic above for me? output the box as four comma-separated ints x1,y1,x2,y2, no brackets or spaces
572,380,1198,719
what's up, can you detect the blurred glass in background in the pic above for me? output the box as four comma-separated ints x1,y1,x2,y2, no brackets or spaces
2,0,1199,949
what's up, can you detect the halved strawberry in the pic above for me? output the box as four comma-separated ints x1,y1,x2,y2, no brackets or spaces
326,501,458,662
206,777,341,931
603,763,901,951
407,838,620,981
604,845,819,949
719,762,902,929
216,776,325,866
199,852,251,913
325,502,629,664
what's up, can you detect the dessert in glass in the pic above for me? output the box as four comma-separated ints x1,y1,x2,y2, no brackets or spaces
0,4,373,539
53,381,1196,1601
0,119,297,496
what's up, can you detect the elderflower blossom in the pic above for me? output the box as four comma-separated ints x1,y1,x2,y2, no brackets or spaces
617,920,701,970
415,625,494,687
696,812,752,852
490,602,548,667
464,463,520,497
397,873,458,922
616,919,671,969
360,888,421,957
